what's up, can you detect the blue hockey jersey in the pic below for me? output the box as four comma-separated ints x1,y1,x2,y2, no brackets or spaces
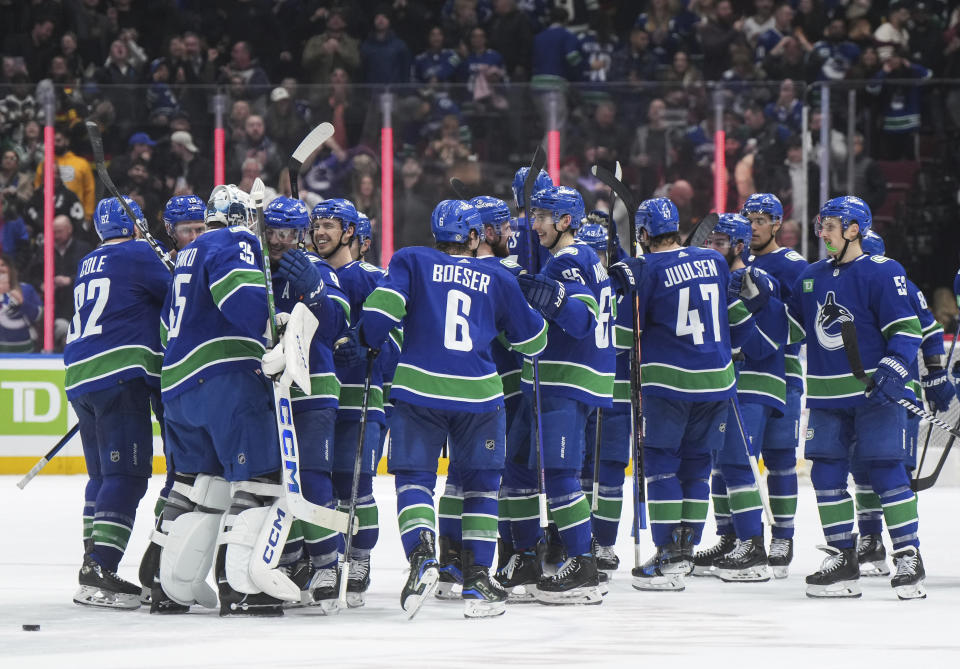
160,226,268,402
907,278,943,404
734,269,789,414
519,242,615,408
362,246,547,413
787,253,922,408
477,254,525,404
273,254,349,412
412,48,460,83
508,215,551,275
64,239,170,398
749,247,808,393
634,246,750,402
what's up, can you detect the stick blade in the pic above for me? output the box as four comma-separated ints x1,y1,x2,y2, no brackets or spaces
291,122,334,164
250,177,265,205
449,177,469,199
683,212,717,249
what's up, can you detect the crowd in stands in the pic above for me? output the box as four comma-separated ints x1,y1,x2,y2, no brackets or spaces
1,0,960,351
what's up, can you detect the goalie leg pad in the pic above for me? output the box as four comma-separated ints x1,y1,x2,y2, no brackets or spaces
222,502,300,602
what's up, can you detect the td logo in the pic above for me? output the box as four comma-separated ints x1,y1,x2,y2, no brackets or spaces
0,370,68,435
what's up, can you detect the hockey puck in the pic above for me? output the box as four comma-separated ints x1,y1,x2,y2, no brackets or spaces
22,624,40,631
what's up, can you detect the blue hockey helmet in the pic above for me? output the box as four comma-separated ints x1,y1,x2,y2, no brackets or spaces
512,167,553,210
431,199,483,243
469,195,511,235
816,195,872,236
265,196,310,229
576,221,607,253
741,193,784,222
311,198,360,231
355,212,372,243
207,184,255,230
94,196,142,241
713,213,752,247
861,230,885,256
529,185,585,231
636,197,679,238
162,194,205,237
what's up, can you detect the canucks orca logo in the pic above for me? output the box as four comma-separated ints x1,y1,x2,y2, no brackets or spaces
815,291,853,350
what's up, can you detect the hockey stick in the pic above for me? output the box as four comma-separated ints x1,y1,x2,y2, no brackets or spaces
17,423,80,489
523,146,547,275
915,320,960,477
449,177,469,199
338,349,377,606
912,422,958,491
85,121,175,272
288,122,334,203
590,164,637,219
682,213,717,250
250,178,353,533
728,397,775,526
841,321,960,441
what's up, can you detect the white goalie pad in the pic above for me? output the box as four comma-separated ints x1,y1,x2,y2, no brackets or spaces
281,301,319,394
221,501,300,602
159,512,222,608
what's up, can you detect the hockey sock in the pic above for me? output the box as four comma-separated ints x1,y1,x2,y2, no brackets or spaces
720,463,763,540
645,447,682,547
497,488,513,547
679,453,711,544
395,470,438,559
279,520,305,567
763,449,797,540
459,468,500,568
710,469,732,536
810,459,854,549
91,474,149,572
592,461,624,547
83,477,101,546
850,466,883,536
333,472,379,556
436,466,463,548
545,469,592,557
870,460,920,551
502,460,541,551
301,469,338,568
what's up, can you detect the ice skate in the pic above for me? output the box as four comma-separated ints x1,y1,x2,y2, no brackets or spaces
73,555,142,610
805,544,861,598
716,536,771,583
692,534,735,577
632,544,686,591
534,554,603,605
345,555,371,608
592,538,620,577
494,550,542,602
857,534,890,577
768,537,793,579
308,567,341,615
400,530,439,619
279,559,314,609
462,565,507,618
890,547,926,600
435,536,463,601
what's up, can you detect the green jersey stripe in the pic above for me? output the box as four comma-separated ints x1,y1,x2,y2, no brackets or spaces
728,300,751,327
521,359,615,397
507,321,548,357
66,345,163,390
289,372,341,400
161,337,265,391
365,287,407,322
640,360,736,394
571,293,600,319
737,371,787,403
392,363,503,402
881,315,921,340
807,369,876,399
210,268,265,310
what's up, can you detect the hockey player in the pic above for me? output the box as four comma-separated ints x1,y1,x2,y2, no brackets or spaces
64,196,171,609
156,185,284,616
163,195,207,255
354,212,372,262
787,196,926,599
345,199,548,619
741,193,808,577
263,196,350,612
627,199,773,592
694,213,786,583
500,185,614,605
851,230,953,577
508,166,552,273
312,197,393,607
574,214,631,577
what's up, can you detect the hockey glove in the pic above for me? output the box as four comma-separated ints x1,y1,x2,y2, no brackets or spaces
729,267,774,314
334,325,379,368
921,367,956,413
276,249,326,309
261,312,291,376
607,257,646,295
866,355,910,406
517,273,566,321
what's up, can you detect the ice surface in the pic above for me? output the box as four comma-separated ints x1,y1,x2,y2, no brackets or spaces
2,475,959,668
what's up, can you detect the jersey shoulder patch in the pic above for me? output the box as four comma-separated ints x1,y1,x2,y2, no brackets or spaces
870,255,891,264
359,261,382,274
785,250,805,262
555,246,579,258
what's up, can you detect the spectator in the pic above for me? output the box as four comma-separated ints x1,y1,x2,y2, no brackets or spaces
631,98,680,191
867,52,932,160
394,156,433,250
700,0,747,80
763,35,810,82
121,158,164,225
0,74,37,146
575,100,631,165
610,26,659,82
661,50,703,87
33,126,95,222
58,31,86,80
163,130,213,198
182,31,216,84
755,2,796,62
0,253,42,352
12,121,43,178
578,12,619,88
743,100,790,180
765,78,802,132
95,39,143,136
3,16,56,81
227,99,251,144
350,171,381,265
0,149,33,219
635,0,681,64
301,7,361,88
794,0,826,50
846,45,882,80
265,87,307,159
457,27,507,109
412,26,461,84
743,0,776,44
874,1,911,62
68,0,111,69
783,136,818,222
232,114,281,183
26,214,93,350
313,68,366,149
109,132,155,187
218,41,270,113
360,9,412,85
531,7,583,89
847,17,876,52
810,16,861,80
22,171,88,243
146,58,180,126
908,2,946,73
488,0,534,82
661,179,695,234
777,219,801,250
832,131,886,210
237,157,277,202
425,113,472,169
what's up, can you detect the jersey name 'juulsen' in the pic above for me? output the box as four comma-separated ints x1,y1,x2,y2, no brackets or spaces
663,258,720,288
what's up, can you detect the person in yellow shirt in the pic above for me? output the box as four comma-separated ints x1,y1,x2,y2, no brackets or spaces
34,126,95,221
